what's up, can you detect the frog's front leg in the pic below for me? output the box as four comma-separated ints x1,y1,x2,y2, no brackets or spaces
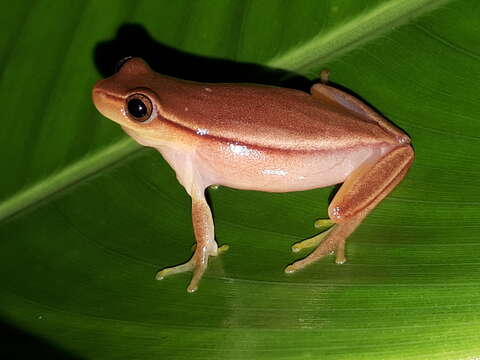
156,188,228,292
285,145,414,274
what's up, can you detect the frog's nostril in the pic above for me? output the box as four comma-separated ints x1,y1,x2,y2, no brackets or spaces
115,56,134,73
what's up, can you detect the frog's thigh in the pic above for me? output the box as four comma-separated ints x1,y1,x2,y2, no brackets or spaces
329,145,414,223
310,84,406,140
310,83,379,121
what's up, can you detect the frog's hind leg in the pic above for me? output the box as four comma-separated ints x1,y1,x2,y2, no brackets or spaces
310,81,410,145
156,191,228,292
285,145,414,274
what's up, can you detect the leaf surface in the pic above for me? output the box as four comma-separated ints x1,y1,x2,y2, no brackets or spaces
1,1,480,359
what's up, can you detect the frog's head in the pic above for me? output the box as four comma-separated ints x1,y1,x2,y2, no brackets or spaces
92,57,168,144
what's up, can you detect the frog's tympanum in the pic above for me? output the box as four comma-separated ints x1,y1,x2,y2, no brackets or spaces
92,57,414,292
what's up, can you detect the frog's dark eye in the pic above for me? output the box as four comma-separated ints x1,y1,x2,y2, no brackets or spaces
126,93,153,122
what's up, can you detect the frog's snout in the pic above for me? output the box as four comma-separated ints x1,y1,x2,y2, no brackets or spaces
91,85,109,115
92,83,124,125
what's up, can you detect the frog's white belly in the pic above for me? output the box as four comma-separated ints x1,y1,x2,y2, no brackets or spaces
196,141,395,193
124,122,396,194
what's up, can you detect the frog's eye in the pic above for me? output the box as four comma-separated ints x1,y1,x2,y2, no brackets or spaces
115,56,133,72
126,93,153,123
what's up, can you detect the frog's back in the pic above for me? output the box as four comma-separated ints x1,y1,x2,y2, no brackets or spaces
153,76,402,152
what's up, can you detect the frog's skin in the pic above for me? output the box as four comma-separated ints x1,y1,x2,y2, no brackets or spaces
92,57,414,292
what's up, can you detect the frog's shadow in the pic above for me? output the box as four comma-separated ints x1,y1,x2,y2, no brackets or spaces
94,23,312,90
93,24,393,114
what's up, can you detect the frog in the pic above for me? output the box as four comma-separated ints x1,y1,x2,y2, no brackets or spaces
92,57,414,292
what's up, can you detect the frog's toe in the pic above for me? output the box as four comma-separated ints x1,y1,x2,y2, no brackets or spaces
314,218,335,229
156,242,229,292
156,261,195,280
155,258,206,293
155,260,206,293
291,227,333,253
217,244,230,254
285,224,346,274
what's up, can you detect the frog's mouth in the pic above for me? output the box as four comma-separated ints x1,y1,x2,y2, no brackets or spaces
120,125,166,148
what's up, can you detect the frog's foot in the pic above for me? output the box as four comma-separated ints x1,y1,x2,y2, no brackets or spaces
285,222,348,274
291,219,335,253
156,243,229,293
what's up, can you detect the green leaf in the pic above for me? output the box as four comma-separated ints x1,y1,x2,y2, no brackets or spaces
1,0,479,359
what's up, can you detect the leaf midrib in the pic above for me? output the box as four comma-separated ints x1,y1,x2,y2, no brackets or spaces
0,138,141,221
0,0,452,222
269,0,451,73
